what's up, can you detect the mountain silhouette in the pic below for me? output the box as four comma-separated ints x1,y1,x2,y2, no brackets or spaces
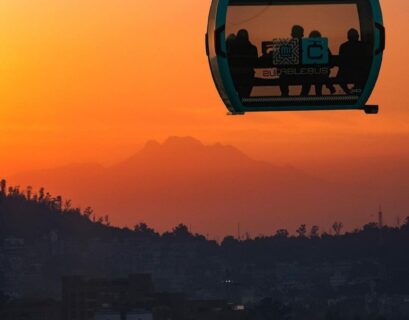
8,137,408,236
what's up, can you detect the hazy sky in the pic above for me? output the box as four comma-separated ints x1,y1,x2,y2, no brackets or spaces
0,0,408,176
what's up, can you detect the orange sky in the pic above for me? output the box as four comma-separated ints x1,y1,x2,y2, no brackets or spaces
0,0,408,176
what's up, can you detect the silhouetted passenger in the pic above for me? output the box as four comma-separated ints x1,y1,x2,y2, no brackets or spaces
291,25,304,41
280,25,304,97
226,33,237,79
226,33,236,54
301,30,335,96
337,28,371,94
228,29,258,98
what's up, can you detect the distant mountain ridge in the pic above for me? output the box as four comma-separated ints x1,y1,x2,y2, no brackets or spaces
8,136,409,236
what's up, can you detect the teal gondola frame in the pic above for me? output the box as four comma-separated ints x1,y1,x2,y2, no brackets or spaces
206,0,385,114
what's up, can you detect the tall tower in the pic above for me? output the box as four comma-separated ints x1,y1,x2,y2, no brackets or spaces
237,223,241,240
378,205,383,228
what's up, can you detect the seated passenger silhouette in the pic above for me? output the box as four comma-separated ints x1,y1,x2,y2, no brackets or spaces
226,33,236,54
280,25,304,97
337,28,371,94
226,33,237,88
301,30,335,96
227,29,258,99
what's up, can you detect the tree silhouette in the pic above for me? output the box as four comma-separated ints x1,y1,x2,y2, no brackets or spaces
332,222,344,236
83,207,94,220
26,186,33,201
0,179,6,196
222,235,238,246
44,192,51,204
172,224,192,238
275,229,289,239
7,186,21,198
310,225,320,239
104,215,110,226
38,187,45,202
296,224,307,238
363,222,379,231
55,195,62,211
64,199,72,212
135,222,151,233
134,222,158,237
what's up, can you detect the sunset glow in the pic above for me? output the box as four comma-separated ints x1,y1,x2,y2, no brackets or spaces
0,1,408,234
0,0,407,173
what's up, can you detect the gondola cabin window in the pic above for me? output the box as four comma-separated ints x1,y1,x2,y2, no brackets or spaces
206,0,384,114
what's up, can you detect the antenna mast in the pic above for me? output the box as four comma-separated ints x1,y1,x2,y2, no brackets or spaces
378,205,383,228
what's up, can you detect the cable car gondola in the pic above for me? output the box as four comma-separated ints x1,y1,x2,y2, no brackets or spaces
206,0,385,114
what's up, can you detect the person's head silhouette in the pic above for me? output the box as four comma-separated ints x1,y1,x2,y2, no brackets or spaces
227,34,236,42
226,34,236,52
237,29,250,42
291,25,304,39
309,30,322,38
347,28,360,42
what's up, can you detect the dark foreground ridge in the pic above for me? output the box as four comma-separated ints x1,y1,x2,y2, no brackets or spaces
1,181,409,319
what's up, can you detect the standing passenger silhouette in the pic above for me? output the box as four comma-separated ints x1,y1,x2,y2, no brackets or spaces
337,28,371,94
228,29,259,98
280,25,304,97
